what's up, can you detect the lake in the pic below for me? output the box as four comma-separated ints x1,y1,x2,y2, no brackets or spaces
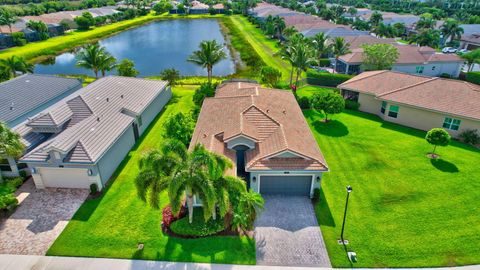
34,19,236,77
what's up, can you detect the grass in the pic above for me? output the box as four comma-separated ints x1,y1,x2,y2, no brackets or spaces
46,85,255,264
304,109,480,267
296,85,337,98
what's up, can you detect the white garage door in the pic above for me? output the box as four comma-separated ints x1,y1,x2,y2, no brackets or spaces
39,167,90,189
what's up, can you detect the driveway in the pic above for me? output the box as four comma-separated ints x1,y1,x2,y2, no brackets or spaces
254,195,331,267
0,179,88,255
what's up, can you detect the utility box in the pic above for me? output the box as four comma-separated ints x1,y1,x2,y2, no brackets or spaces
347,251,357,262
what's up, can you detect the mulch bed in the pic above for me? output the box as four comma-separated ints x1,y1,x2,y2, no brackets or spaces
161,223,242,239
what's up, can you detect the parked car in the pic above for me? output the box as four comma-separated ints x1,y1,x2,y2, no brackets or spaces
442,47,457,53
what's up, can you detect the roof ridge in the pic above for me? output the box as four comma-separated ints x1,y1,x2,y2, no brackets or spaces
76,140,93,162
339,70,389,87
377,77,438,97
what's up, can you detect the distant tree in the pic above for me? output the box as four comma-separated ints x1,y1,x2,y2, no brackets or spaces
98,52,116,77
75,43,106,78
310,92,345,122
272,16,286,40
310,32,330,63
153,0,173,15
392,22,406,37
188,40,226,84
352,19,370,31
331,37,351,73
461,49,480,72
425,128,451,158
331,5,345,22
74,12,95,30
0,9,17,34
0,56,33,78
441,19,463,46
410,29,441,48
347,7,357,17
164,112,195,146
160,68,181,86
373,23,394,38
193,83,216,107
0,122,24,182
361,44,399,71
26,20,49,40
416,13,436,30
319,8,335,21
260,66,282,87
369,11,383,26
117,59,139,77
282,26,297,39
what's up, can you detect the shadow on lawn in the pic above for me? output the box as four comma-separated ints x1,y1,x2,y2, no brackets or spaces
430,159,459,173
311,119,349,137
316,188,335,227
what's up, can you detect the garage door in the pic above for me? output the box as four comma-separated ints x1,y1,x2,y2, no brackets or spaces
259,175,312,196
39,167,90,189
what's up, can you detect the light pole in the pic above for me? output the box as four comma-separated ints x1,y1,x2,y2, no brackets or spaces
338,185,352,245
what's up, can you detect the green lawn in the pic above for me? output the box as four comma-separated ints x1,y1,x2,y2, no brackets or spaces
296,85,336,98
304,109,480,267
47,86,256,264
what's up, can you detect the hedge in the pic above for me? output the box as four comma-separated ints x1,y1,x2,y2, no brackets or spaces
318,58,331,67
466,72,480,85
306,69,353,87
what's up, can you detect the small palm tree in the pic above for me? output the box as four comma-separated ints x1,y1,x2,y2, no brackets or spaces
238,189,264,227
292,43,317,87
98,52,117,77
0,56,33,78
310,32,330,65
331,37,351,73
0,9,17,34
441,19,464,46
0,122,25,182
75,44,106,78
188,40,226,84
272,16,286,40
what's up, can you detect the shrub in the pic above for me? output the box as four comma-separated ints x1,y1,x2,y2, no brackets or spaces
193,83,216,107
89,183,98,195
11,32,27,46
164,112,195,146
170,208,225,237
160,68,181,86
345,100,360,110
317,58,331,67
459,129,480,146
117,59,139,77
0,194,18,211
306,70,353,87
5,177,23,189
260,66,282,87
74,12,95,30
162,204,187,228
466,72,480,85
439,73,451,78
296,96,311,109
312,188,320,202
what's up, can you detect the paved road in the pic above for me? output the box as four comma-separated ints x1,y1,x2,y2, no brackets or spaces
254,195,331,267
0,180,88,255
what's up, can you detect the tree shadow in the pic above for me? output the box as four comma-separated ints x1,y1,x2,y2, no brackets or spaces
430,159,459,173
311,119,349,137
316,188,335,227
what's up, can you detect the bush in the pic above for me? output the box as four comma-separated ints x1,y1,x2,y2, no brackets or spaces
162,204,187,228
306,70,353,87
170,208,225,237
459,129,480,146
11,32,27,46
0,194,18,211
296,96,311,109
5,177,23,189
260,66,282,87
89,183,98,195
193,83,216,107
345,100,360,110
439,73,451,78
317,58,331,67
466,72,480,85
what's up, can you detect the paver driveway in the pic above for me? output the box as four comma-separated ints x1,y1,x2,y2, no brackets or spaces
0,179,88,255
254,195,331,267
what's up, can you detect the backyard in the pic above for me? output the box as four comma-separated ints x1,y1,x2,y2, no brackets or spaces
304,109,480,267
46,86,256,264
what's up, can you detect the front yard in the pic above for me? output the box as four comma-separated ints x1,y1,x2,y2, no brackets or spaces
46,86,255,264
305,109,480,267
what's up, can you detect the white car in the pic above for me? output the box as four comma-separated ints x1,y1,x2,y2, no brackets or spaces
442,47,457,53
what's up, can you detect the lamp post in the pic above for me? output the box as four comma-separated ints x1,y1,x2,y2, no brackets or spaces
339,185,352,245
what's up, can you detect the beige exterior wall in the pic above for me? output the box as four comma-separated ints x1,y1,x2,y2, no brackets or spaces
380,102,480,138
358,93,383,116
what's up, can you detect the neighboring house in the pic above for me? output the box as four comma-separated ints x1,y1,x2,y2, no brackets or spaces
338,70,480,137
20,76,171,190
301,27,369,38
337,45,464,77
189,0,209,14
0,74,83,178
212,3,225,14
190,80,328,198
360,12,420,29
342,35,397,50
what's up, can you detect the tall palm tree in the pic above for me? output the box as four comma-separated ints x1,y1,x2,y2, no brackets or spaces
0,122,24,182
272,16,286,40
416,13,436,30
75,44,106,78
0,9,17,34
310,32,330,65
0,56,33,78
98,52,117,77
188,40,226,84
292,43,316,87
441,19,464,46
331,37,351,73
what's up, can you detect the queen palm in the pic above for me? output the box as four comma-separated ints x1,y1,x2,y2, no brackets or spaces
331,37,351,73
441,19,464,45
188,40,226,84
238,189,264,228
0,122,24,182
76,44,106,78
98,52,117,77
0,56,33,78
310,32,330,65
292,43,316,87
0,9,17,34
272,16,286,40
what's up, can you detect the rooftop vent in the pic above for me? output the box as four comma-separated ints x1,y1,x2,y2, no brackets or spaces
106,98,109,102
282,109,286,114
266,109,270,113
120,94,124,99
97,117,100,122
10,102,14,111
203,134,207,138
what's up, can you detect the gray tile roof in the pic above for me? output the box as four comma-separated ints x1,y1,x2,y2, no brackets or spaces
0,74,82,126
21,76,169,164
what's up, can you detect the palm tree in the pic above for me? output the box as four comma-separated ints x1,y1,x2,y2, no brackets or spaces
410,29,441,48
331,37,351,73
0,56,33,78
282,26,297,40
292,43,316,87
416,13,436,30
369,11,383,27
310,32,330,65
441,19,464,46
0,122,24,182
238,189,264,228
272,16,286,40
75,44,106,78
0,9,17,34
461,49,480,72
188,40,226,84
98,52,117,77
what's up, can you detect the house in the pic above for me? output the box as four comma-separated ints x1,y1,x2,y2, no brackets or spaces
189,1,209,14
459,25,480,50
338,70,480,137
337,45,464,77
19,76,171,190
0,74,83,178
301,26,369,38
342,35,397,50
360,12,420,29
190,80,328,197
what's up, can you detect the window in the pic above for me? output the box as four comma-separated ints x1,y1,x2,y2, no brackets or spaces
442,117,461,131
416,66,424,74
388,105,399,118
380,101,387,114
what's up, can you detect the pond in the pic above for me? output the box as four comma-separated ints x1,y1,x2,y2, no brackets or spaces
34,19,236,77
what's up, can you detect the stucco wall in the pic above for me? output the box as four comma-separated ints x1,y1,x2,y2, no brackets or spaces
392,62,462,78
358,93,382,116
249,170,323,197
138,86,172,135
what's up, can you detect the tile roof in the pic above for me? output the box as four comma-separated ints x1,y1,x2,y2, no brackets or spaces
339,71,480,120
191,81,328,173
343,35,397,50
0,74,82,126
21,76,169,164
